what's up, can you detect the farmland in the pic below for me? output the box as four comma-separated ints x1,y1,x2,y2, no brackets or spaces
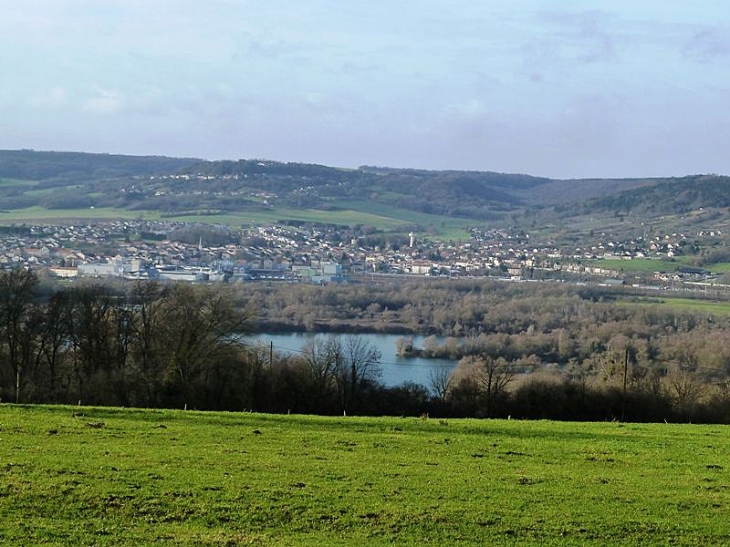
582,258,690,274
0,203,472,239
622,296,730,315
1,405,728,546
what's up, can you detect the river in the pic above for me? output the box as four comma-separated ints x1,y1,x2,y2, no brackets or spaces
245,332,457,388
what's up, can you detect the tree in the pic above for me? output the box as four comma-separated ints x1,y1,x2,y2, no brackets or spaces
428,362,454,406
298,337,338,412
395,337,413,356
453,354,515,417
154,284,253,407
128,281,164,406
37,291,72,400
668,367,704,418
0,268,40,403
476,355,514,418
331,335,381,414
64,284,118,402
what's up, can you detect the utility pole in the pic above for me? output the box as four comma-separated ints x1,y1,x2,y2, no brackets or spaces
621,346,629,422
270,341,274,368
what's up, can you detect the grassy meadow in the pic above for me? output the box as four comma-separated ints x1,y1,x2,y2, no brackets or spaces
583,258,688,274
0,202,472,239
1,405,729,546
620,296,730,315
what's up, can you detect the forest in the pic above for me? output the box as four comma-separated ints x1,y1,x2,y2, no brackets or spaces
0,149,198,182
2,269,730,423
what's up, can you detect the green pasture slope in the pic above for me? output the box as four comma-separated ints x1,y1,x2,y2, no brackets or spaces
0,203,471,239
582,258,689,274
620,296,730,315
1,406,729,546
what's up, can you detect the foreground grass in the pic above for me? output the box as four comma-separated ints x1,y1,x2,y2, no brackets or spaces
1,406,729,546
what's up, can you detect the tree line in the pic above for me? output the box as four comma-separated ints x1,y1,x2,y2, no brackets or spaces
2,269,730,422
0,269,250,409
0,269,407,416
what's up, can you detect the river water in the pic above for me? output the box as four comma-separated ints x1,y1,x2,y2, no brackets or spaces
245,332,457,388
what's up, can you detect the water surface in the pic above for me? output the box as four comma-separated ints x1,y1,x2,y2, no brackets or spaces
246,332,457,388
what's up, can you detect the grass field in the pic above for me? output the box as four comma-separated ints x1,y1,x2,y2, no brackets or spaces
0,203,472,239
590,258,730,276
621,296,730,315
1,405,729,546
168,207,409,231
338,200,474,240
0,178,36,188
707,262,730,273
0,206,161,222
583,258,689,273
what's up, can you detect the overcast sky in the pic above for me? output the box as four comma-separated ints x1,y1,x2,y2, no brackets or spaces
2,1,729,179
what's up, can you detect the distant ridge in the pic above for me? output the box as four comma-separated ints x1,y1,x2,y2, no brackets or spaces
0,149,725,224
0,149,200,182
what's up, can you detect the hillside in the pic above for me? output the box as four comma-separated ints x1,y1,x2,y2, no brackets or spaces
0,149,199,182
1,405,728,546
578,175,730,215
0,149,727,240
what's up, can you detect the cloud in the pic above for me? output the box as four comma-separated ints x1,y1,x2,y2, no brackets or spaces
26,86,68,109
576,12,617,63
520,10,619,85
539,10,617,62
440,100,488,123
82,88,124,114
683,28,730,62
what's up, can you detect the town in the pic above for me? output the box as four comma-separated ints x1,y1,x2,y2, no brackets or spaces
0,218,726,291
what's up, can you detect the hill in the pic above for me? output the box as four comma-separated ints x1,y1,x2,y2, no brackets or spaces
578,174,730,215
0,149,728,241
1,405,728,546
0,149,199,182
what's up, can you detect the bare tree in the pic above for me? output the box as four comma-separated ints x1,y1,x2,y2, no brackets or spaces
155,284,253,404
38,291,72,400
668,367,704,416
299,337,338,409
331,335,381,414
0,268,40,403
428,363,454,404
479,356,514,417
64,284,117,401
128,281,164,405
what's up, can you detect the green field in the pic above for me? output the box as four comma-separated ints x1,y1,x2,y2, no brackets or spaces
584,258,730,276
169,207,408,231
0,206,161,222
338,200,474,240
1,405,728,546
583,258,689,273
0,203,472,239
622,296,730,315
708,262,730,273
0,178,37,188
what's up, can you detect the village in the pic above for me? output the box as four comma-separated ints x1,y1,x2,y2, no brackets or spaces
0,218,722,290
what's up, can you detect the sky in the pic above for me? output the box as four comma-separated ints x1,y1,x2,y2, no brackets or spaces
2,1,730,179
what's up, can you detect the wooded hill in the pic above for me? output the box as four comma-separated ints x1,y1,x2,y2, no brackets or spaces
0,149,728,232
0,149,198,182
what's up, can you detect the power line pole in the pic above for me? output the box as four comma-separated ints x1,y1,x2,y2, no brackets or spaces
621,346,629,422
